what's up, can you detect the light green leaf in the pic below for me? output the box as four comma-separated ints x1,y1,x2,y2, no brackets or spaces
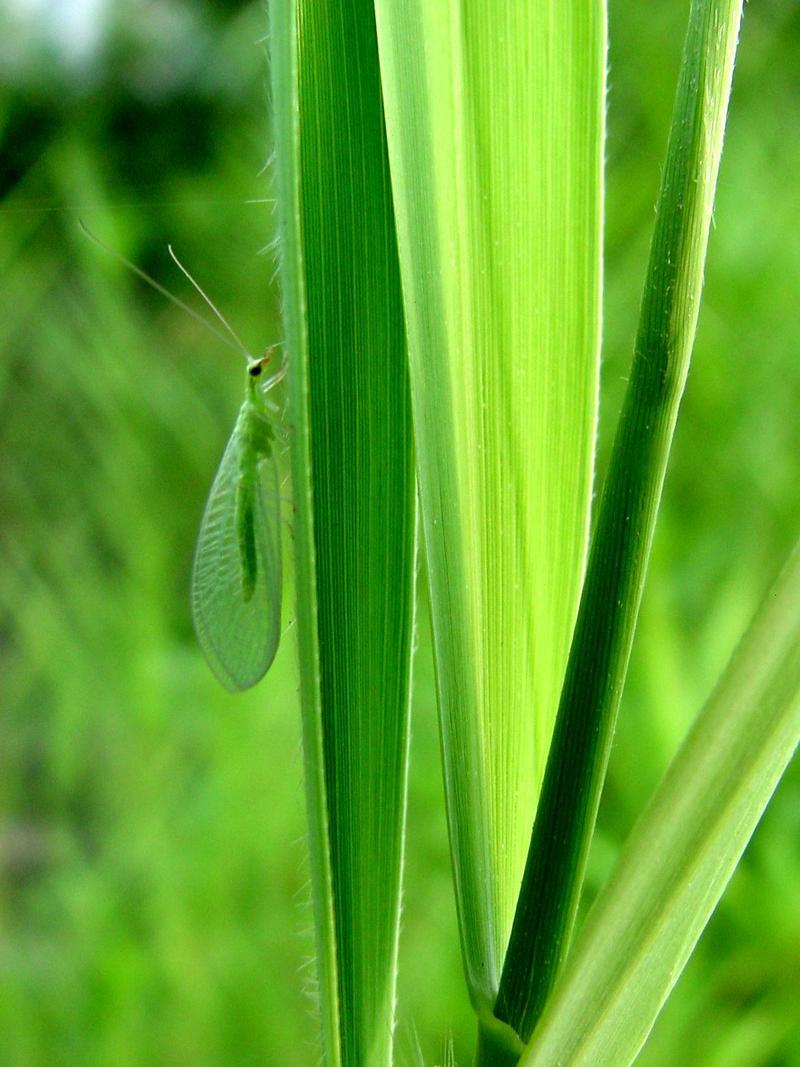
375,0,605,1009
521,540,800,1067
494,0,745,1044
271,3,416,1064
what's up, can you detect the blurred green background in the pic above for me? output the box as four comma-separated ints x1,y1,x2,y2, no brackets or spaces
1,2,798,1064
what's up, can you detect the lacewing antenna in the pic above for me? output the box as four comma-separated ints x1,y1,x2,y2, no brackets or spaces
168,244,251,358
78,220,254,363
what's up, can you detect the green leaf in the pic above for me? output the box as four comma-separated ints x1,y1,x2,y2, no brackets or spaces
374,0,605,1014
270,3,416,1064
521,540,800,1067
494,0,745,1043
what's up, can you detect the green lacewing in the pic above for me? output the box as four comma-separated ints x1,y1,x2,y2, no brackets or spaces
80,223,285,691
191,351,285,690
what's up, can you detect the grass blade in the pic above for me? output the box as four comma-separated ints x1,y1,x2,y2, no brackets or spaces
375,0,605,1023
494,0,745,1045
270,3,415,1063
522,540,800,1067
